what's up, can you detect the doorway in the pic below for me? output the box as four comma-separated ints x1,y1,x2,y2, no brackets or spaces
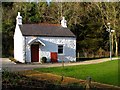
31,44,39,62
51,52,58,63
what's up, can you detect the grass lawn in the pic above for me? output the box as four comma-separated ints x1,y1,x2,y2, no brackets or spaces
34,60,119,86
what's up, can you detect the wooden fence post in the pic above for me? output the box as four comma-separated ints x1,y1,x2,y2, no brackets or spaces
61,55,64,81
86,76,92,90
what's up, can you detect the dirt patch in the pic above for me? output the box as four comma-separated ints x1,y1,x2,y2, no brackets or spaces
20,70,85,85
19,70,120,89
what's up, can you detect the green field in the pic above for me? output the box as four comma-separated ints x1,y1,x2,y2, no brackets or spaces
35,60,119,86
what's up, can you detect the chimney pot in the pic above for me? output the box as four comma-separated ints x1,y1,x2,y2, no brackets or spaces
16,12,22,25
61,17,67,28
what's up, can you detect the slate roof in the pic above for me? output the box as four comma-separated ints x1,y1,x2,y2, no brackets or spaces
19,24,75,37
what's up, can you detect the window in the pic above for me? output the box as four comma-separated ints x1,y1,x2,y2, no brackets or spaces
58,45,63,54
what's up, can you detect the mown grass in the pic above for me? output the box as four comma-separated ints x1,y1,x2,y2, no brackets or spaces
34,60,119,86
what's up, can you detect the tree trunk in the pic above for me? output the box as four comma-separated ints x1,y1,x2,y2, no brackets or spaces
111,33,114,56
82,49,88,58
115,34,118,56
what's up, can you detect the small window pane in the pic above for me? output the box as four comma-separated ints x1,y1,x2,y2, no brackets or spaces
58,45,63,54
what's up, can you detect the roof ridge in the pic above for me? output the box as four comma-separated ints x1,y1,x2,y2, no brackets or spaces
24,23,61,26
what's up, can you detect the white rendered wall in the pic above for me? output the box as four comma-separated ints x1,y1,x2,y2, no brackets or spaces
14,25,25,63
25,36,76,63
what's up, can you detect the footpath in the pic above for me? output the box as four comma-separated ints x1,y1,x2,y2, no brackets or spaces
1,57,119,71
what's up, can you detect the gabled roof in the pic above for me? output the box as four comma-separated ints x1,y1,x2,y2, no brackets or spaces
19,24,75,37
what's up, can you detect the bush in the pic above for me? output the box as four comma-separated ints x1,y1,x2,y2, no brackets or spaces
9,57,22,64
41,57,47,63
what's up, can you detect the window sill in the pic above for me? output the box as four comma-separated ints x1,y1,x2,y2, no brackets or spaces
58,54,64,55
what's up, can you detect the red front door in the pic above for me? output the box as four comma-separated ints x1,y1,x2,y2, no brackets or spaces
31,44,39,62
51,52,58,63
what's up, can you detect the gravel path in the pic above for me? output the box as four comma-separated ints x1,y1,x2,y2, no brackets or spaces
1,57,119,72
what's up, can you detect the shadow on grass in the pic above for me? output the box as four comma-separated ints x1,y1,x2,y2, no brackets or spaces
2,69,84,90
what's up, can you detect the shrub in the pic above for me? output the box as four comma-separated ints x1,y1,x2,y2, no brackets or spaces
41,57,47,63
9,57,22,64
9,57,16,62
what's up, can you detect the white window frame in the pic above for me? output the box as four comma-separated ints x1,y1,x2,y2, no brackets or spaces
58,44,64,55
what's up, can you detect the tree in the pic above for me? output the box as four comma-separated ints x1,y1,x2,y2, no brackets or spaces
2,2,120,58
94,2,120,56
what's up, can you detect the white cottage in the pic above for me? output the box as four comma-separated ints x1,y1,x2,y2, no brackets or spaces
14,12,76,63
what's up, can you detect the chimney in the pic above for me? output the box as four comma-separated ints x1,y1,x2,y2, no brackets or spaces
16,12,22,25
61,17,67,28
